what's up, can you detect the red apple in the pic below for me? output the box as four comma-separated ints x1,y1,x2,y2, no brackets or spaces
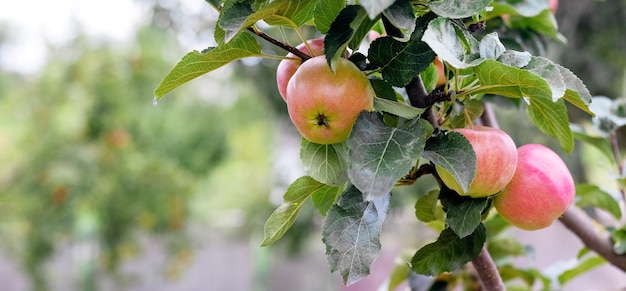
286,55,374,144
434,56,446,86
494,144,574,230
436,126,518,198
276,38,325,101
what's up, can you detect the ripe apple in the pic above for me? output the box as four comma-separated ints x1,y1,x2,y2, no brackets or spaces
276,38,325,101
494,144,575,230
434,56,446,86
436,126,518,198
286,55,374,144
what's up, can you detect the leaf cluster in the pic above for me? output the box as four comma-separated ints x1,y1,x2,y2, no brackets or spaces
154,0,603,288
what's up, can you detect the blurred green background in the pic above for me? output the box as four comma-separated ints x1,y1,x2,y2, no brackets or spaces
0,1,624,291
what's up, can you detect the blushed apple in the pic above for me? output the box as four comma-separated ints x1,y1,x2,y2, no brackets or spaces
436,126,518,198
286,55,374,144
434,56,446,86
276,38,325,101
494,144,575,230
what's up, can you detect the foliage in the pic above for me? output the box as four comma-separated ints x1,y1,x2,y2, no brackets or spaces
0,25,278,290
155,0,625,290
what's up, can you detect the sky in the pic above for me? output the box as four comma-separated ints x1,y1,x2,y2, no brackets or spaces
0,0,210,75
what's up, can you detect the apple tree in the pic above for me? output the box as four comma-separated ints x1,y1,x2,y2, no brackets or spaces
154,0,626,289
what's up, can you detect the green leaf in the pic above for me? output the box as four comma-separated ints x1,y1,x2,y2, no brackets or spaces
589,96,626,133
509,9,562,41
472,59,550,98
564,90,595,116
610,228,626,255
449,100,484,128
154,32,262,100
527,93,574,153
300,139,349,187
347,112,433,200
262,176,326,246
322,186,391,285
370,78,398,101
420,62,439,92
488,237,527,262
373,97,425,119
490,0,549,18
382,0,416,39
410,224,486,276
218,2,255,42
572,127,614,162
325,5,369,67
472,59,574,152
558,64,592,106
497,50,532,68
524,57,566,102
446,197,488,238
576,184,622,220
387,250,416,290
427,0,493,19
422,131,476,194
368,36,435,87
422,17,481,69
311,185,343,216
415,190,443,223
478,32,506,59
558,256,606,285
359,0,395,19
314,0,345,34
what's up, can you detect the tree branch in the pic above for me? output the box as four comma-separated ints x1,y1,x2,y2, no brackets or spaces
559,207,626,271
246,27,312,61
472,246,506,291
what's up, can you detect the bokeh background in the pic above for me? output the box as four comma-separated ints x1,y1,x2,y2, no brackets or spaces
0,1,625,290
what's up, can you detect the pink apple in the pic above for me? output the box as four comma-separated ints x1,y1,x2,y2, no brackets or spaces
286,55,374,144
276,38,325,101
494,144,575,230
436,126,518,198
549,0,558,13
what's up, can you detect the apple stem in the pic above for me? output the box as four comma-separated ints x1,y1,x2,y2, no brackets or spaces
472,246,506,291
246,27,312,61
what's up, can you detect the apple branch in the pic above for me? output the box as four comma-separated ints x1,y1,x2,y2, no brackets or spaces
559,207,626,271
472,246,506,291
246,27,312,61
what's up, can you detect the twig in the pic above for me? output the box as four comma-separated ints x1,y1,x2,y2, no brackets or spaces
246,27,311,61
472,246,506,291
559,207,626,271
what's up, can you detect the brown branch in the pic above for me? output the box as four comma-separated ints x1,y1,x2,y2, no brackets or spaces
246,27,312,61
559,207,626,271
472,246,506,291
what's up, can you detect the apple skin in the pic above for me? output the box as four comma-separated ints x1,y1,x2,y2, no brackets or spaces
434,56,446,86
436,126,518,198
494,144,575,230
549,0,558,12
276,38,325,101
286,55,374,144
